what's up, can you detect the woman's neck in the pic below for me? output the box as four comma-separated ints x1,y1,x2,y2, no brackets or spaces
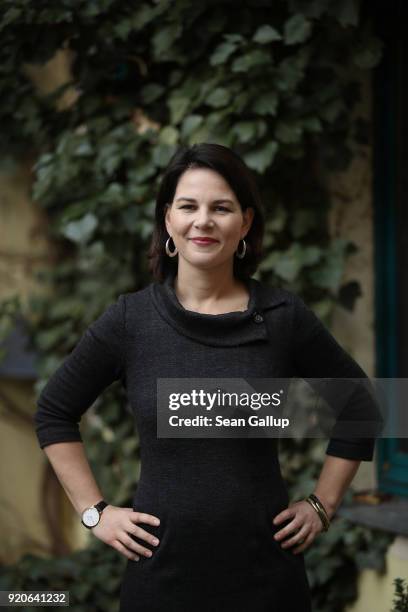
173,268,249,314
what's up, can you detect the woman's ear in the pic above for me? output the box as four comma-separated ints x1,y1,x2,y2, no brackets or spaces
164,203,171,235
242,206,255,235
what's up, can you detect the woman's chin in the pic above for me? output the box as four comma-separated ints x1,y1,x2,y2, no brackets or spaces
181,256,235,273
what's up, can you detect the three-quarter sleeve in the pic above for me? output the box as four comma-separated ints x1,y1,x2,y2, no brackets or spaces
33,294,127,450
291,293,383,461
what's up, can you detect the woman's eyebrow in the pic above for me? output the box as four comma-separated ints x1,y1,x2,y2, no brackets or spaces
175,197,235,204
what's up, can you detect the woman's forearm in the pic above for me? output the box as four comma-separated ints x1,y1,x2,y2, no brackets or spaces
43,441,104,517
312,455,361,520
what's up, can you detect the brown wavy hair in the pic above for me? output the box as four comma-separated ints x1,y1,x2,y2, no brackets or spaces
147,142,266,282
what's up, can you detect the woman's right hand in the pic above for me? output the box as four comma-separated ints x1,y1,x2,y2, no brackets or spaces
91,505,161,561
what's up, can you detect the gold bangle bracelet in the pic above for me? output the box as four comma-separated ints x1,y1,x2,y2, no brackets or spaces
305,497,323,520
306,498,329,531
309,494,330,525
310,497,330,531
312,499,330,530
305,496,330,531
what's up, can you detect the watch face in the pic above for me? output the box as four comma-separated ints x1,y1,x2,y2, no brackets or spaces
82,507,100,527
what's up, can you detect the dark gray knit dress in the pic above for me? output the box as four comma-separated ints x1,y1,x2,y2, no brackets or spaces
34,271,378,612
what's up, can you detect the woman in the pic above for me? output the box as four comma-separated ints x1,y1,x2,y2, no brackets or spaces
34,143,381,611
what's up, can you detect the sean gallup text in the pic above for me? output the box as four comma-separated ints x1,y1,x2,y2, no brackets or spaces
168,415,290,428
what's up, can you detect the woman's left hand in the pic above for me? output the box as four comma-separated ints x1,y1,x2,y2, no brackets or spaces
272,500,326,555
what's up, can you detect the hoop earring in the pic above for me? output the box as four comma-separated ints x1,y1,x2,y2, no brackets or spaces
165,236,178,257
235,238,247,259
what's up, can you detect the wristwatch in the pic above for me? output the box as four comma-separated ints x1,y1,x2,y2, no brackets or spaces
81,500,109,529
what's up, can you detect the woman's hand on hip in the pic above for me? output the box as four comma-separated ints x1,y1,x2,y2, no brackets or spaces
272,500,324,555
91,505,161,561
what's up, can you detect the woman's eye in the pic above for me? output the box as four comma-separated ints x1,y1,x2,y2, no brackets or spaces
179,205,230,212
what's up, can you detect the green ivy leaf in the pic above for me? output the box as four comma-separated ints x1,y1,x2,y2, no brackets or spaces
159,125,179,145
311,298,333,319
152,143,175,168
62,213,98,244
275,120,303,143
140,83,165,104
223,33,246,44
231,90,251,113
168,94,190,123
152,23,182,58
231,49,271,72
131,4,160,29
253,24,282,44
328,0,360,27
264,243,322,281
309,238,349,291
181,114,204,138
74,140,93,157
210,41,237,65
284,13,312,45
287,0,327,19
253,92,279,116
113,19,132,41
128,163,156,183
243,141,278,172
302,116,322,133
206,87,231,108
232,121,257,143
1,7,23,25
36,324,72,352
276,49,308,91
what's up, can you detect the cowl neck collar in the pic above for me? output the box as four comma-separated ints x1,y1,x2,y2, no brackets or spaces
149,270,288,347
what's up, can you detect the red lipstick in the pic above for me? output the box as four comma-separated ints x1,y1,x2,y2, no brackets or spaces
190,237,218,244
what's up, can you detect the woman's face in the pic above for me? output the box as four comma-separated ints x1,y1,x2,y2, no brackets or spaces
164,167,254,272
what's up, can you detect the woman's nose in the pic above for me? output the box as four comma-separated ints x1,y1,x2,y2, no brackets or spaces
194,211,214,228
